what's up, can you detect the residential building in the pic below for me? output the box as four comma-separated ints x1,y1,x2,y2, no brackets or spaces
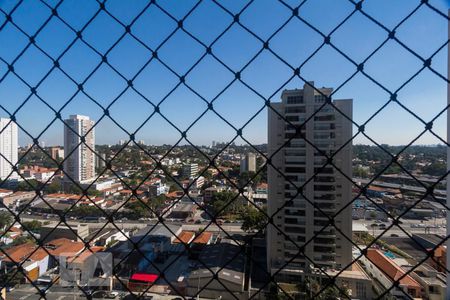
96,152,106,169
203,186,225,203
359,248,421,299
0,118,18,180
0,243,49,282
63,115,96,184
267,82,353,279
182,163,198,178
410,264,446,300
240,152,257,174
50,146,64,160
173,231,196,245
21,166,58,182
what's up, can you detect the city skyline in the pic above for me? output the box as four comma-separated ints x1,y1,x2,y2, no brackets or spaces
0,0,448,146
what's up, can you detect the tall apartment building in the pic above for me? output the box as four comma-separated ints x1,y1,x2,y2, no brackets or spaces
63,115,96,184
0,118,18,180
50,146,64,160
267,82,353,280
240,152,257,174
182,163,198,179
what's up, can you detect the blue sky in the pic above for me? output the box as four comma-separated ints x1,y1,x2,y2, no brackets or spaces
0,0,449,146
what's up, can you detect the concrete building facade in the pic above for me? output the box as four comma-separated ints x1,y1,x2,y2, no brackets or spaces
63,115,96,184
182,163,198,179
267,82,353,279
240,152,256,174
0,118,18,180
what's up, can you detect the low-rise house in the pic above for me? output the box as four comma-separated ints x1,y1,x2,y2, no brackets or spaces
43,238,85,268
173,231,196,245
21,166,58,182
359,248,421,299
410,264,446,300
203,186,225,203
428,245,446,273
0,188,13,199
0,243,49,282
1,191,35,208
0,226,23,245
168,203,196,219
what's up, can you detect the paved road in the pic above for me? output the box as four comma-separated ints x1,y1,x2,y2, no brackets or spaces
18,215,245,233
353,218,446,238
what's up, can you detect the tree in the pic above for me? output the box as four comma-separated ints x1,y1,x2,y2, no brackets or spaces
241,207,267,233
210,191,239,217
299,278,348,300
149,195,166,211
0,211,13,230
0,269,25,286
353,166,369,178
21,220,42,233
11,236,35,246
44,180,61,194
16,179,40,191
422,162,447,176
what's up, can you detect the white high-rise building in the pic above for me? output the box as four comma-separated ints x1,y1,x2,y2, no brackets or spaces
240,152,257,174
0,118,18,180
63,115,96,184
182,163,198,179
267,82,353,279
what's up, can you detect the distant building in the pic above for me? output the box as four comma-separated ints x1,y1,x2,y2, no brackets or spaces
1,191,35,208
22,166,58,182
50,146,64,160
63,115,96,184
0,118,18,180
203,186,225,203
95,152,106,169
182,163,198,178
240,152,256,174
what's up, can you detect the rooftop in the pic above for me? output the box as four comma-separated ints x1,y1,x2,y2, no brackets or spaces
2,242,48,264
192,232,213,244
189,240,245,285
367,248,421,289
44,238,85,256
173,231,195,244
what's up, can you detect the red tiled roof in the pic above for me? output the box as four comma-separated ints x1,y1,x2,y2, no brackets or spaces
45,238,84,256
193,232,212,244
174,231,195,244
3,243,48,263
367,249,420,288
